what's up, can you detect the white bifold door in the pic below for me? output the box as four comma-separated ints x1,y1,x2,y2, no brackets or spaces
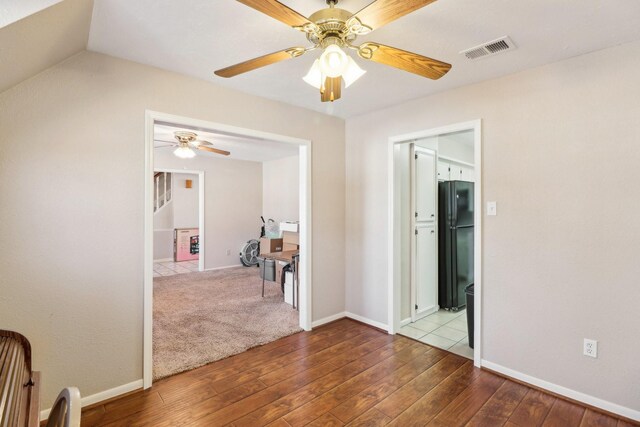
411,146,439,321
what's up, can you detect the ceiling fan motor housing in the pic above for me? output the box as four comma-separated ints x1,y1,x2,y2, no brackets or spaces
306,7,362,47
174,131,198,144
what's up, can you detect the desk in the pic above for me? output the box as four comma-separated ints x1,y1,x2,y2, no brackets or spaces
260,250,298,263
260,250,299,309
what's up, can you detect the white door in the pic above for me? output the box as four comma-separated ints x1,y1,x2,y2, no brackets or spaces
414,224,438,320
414,150,437,222
411,146,438,321
449,164,463,181
437,161,450,181
460,165,475,182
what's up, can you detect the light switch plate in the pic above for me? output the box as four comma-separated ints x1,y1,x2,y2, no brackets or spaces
487,201,497,216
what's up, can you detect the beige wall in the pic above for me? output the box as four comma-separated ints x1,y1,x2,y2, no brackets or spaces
155,152,263,269
0,0,92,93
262,155,300,223
0,51,345,408
346,40,640,412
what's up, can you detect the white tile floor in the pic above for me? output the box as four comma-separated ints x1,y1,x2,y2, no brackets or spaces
398,308,474,360
153,260,199,277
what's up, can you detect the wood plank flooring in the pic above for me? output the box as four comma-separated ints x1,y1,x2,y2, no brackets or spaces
79,319,635,427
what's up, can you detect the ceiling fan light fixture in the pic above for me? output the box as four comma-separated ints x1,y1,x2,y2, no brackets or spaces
319,44,349,78
343,56,366,88
174,145,196,159
304,54,366,91
303,59,323,89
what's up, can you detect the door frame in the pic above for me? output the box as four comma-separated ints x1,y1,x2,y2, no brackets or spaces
144,110,313,388
387,119,482,367
153,169,205,272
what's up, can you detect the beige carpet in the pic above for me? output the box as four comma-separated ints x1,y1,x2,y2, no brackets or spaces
153,266,300,380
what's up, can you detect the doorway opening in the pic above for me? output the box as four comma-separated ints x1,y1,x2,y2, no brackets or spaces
388,120,482,366
152,170,204,277
144,111,312,388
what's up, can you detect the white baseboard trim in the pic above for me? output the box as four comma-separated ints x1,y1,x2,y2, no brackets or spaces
311,311,390,332
40,379,143,421
203,264,242,272
400,318,412,327
311,312,347,328
345,312,389,332
153,258,173,263
481,360,640,422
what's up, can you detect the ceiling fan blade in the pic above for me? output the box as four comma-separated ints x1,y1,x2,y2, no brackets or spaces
197,145,231,156
358,42,451,80
215,47,306,78
154,138,178,144
350,0,437,31
194,140,213,146
236,0,312,28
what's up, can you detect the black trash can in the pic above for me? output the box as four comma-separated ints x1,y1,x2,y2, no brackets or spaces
465,284,474,349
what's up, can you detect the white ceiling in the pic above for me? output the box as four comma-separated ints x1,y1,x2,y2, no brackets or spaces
85,0,640,118
154,124,299,163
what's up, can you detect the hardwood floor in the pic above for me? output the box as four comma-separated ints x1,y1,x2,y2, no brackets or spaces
79,319,634,427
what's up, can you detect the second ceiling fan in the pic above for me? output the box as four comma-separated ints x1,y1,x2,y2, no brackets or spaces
157,131,231,159
214,0,451,103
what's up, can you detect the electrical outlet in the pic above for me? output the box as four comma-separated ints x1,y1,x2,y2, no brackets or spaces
583,339,598,358
226,249,231,256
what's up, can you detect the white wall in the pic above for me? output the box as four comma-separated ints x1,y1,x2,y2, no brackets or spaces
171,173,199,229
0,50,345,408
153,230,173,260
438,131,475,164
155,152,262,269
416,131,475,164
153,198,173,230
262,155,300,223
346,40,640,415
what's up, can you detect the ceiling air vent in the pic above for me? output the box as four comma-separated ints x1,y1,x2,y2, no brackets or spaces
460,36,516,60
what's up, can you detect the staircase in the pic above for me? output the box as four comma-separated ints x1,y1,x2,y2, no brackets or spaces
154,172,172,213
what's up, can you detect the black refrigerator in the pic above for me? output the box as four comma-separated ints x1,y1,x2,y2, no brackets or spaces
438,181,474,311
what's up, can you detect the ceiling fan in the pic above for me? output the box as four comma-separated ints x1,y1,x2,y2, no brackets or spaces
214,0,451,102
156,131,231,159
